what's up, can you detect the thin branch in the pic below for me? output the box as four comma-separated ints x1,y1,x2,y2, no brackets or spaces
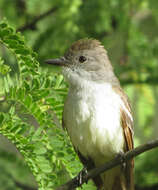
15,180,37,190
56,138,158,190
135,183,158,190
121,77,158,85
17,6,58,32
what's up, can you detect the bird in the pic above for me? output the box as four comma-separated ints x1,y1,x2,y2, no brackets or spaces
45,39,134,190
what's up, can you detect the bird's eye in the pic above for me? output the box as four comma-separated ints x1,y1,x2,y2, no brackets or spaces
79,56,87,63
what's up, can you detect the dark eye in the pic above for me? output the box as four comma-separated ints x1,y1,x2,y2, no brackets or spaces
79,56,87,63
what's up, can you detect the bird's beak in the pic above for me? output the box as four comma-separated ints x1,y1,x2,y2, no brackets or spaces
45,57,67,66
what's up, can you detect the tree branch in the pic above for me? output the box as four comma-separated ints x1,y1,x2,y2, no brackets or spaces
121,77,158,85
56,138,158,190
135,183,158,190
17,6,58,32
15,180,37,190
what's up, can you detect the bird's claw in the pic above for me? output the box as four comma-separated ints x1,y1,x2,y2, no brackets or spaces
76,167,88,187
116,151,126,171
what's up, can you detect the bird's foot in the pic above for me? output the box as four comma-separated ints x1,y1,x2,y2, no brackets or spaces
116,151,126,171
76,167,88,187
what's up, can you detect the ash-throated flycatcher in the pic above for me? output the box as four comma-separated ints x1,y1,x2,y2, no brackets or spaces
46,39,134,190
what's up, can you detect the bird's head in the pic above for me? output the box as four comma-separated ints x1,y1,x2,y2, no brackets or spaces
45,39,119,85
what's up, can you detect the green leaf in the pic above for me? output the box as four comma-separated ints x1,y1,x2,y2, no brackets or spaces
9,106,15,115
15,48,30,55
0,113,4,125
0,29,11,37
33,142,47,155
0,23,7,28
54,75,64,88
24,95,32,107
3,39,18,48
31,127,44,141
57,151,65,157
36,156,52,173
0,57,11,75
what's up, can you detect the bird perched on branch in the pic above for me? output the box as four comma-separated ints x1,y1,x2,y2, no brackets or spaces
46,39,134,190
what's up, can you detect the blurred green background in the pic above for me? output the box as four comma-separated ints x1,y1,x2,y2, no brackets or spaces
0,0,158,190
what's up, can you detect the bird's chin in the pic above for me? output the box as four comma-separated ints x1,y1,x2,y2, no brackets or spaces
62,66,75,82
62,66,93,87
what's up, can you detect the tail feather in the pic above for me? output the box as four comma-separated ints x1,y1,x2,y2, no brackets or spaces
112,176,125,190
95,164,134,190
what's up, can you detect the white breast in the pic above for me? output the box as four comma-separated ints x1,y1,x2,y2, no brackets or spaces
63,79,125,165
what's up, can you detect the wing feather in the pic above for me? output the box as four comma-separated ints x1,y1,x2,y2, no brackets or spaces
112,86,134,150
113,86,134,190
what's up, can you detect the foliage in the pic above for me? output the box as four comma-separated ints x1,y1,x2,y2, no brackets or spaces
0,0,158,189
0,21,85,190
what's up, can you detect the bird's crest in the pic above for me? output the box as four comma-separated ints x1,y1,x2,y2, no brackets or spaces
69,38,105,52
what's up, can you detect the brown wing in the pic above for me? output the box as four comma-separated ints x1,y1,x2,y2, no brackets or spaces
113,86,134,190
112,86,134,149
